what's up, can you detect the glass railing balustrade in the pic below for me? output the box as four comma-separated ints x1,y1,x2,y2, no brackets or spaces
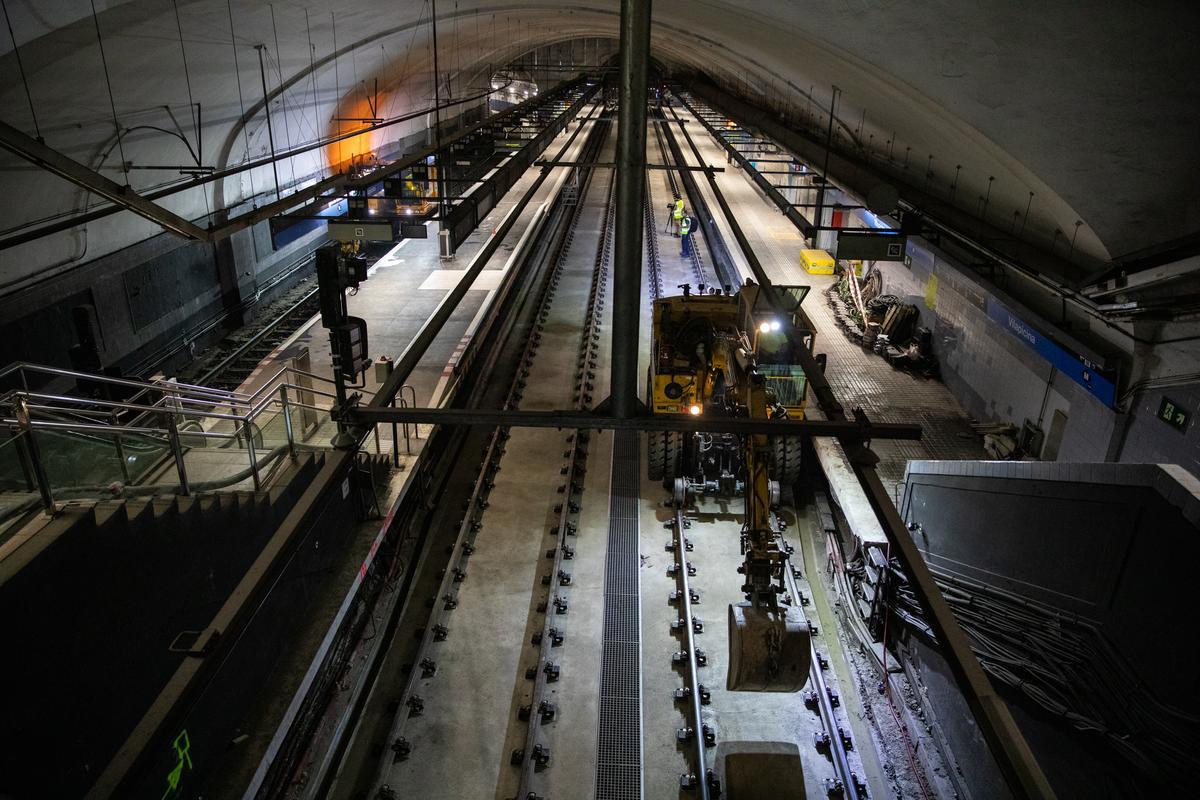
0,361,356,512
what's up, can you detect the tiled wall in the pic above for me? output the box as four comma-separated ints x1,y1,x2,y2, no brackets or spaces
870,236,1119,461
1119,382,1200,476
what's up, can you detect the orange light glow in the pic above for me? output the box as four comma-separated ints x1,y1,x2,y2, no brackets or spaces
326,92,394,173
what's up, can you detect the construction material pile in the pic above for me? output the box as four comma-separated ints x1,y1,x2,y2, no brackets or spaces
827,266,939,378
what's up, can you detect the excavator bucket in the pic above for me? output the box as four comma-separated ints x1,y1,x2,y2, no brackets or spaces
727,601,812,692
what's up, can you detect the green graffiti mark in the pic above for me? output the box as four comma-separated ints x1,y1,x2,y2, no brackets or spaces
162,730,192,799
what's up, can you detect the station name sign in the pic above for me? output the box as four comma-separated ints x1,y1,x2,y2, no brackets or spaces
986,297,1116,407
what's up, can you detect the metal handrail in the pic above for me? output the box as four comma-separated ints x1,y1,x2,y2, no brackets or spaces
18,392,251,423
3,416,239,439
0,359,355,515
0,362,250,402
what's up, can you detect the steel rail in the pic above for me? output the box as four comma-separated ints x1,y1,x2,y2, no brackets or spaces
649,106,708,288
197,286,319,386
661,101,744,291
366,117,608,800
365,87,602,417
269,115,600,800
782,556,860,798
643,175,664,300
672,506,711,797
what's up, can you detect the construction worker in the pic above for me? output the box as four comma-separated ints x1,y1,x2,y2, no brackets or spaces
680,215,693,257
671,197,685,236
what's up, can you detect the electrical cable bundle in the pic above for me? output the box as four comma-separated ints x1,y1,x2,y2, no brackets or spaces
892,569,1200,791
866,293,900,317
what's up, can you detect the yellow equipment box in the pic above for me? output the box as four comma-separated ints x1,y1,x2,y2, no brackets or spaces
800,248,835,275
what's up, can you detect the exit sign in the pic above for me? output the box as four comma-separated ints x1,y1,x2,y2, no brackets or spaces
1157,396,1190,431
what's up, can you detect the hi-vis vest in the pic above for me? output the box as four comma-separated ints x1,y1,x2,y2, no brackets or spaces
673,200,684,220
681,216,692,235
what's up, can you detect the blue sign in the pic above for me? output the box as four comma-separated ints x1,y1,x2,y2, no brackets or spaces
986,298,1116,407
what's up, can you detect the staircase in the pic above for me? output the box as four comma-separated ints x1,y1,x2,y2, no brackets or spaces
0,360,358,537
0,361,404,798
0,452,332,798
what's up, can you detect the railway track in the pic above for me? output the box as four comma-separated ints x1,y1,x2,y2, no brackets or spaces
360,106,615,800
174,274,322,391
646,93,876,798
646,119,719,797
514,152,616,800
651,108,710,288
783,536,868,799
667,505,717,796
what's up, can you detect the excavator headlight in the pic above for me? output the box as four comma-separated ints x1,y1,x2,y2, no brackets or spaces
758,322,771,334
688,404,702,416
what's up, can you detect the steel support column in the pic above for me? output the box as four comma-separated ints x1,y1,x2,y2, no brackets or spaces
0,119,209,241
609,0,651,418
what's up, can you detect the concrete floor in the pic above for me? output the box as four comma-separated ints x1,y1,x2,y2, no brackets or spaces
375,108,616,800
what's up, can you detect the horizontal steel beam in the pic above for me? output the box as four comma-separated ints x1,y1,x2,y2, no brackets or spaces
0,119,209,241
343,405,922,440
534,160,724,172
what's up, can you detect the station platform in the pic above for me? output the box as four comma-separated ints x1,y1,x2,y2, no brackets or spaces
233,102,606,443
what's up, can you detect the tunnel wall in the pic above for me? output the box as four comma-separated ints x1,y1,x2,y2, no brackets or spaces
898,460,1200,795
857,218,1200,476
0,101,495,380
866,238,1118,463
0,217,324,380
1116,380,1200,477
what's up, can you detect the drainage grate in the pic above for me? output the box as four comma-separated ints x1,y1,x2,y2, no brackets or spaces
595,430,642,800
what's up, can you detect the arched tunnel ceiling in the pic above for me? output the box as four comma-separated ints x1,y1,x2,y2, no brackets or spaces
1,0,1197,275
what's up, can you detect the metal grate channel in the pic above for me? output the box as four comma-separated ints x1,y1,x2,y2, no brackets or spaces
595,430,643,800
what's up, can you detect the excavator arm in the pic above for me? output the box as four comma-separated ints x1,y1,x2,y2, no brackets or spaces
726,369,812,692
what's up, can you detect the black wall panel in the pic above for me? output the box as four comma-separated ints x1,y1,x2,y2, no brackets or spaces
122,239,218,331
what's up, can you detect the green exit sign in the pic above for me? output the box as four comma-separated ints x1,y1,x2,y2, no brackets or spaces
1158,396,1190,431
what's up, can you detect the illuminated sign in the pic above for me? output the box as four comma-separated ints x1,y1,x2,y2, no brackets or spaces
1157,396,1190,431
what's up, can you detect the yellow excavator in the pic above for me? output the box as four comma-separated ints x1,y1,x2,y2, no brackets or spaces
647,281,815,692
